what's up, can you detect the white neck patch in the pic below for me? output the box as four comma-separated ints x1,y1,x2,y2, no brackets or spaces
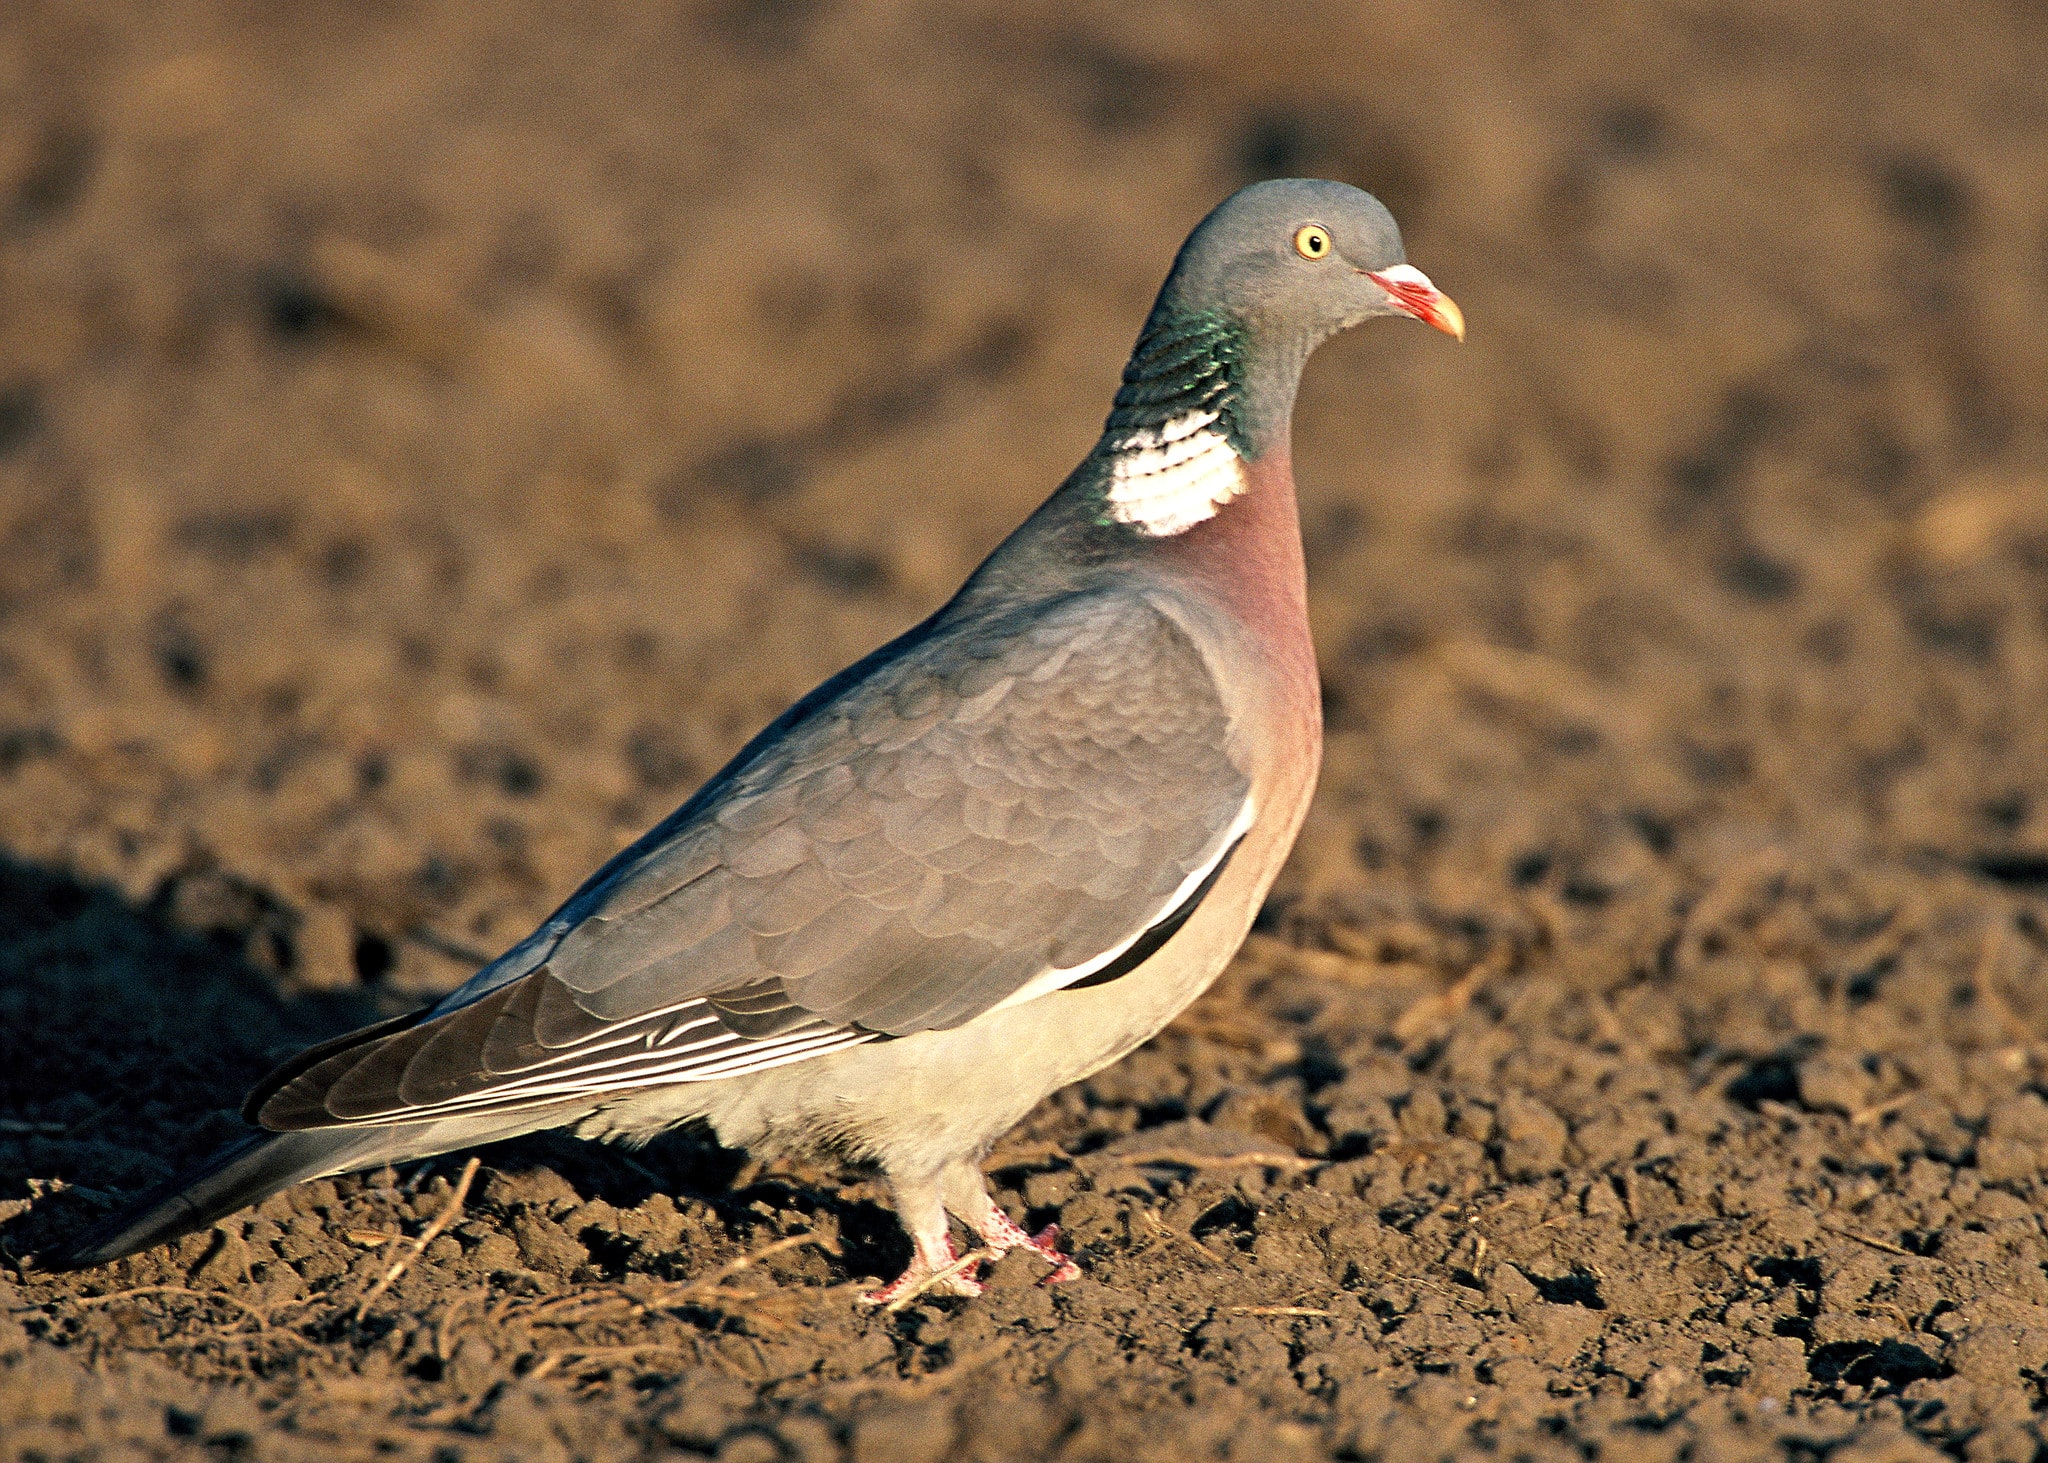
1101,409,1247,537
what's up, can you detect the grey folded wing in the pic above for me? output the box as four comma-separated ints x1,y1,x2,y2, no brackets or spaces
253,589,1252,1130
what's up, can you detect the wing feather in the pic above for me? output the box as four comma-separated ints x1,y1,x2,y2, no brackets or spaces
251,589,1252,1132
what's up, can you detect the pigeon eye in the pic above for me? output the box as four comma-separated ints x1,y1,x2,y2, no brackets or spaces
1293,225,1332,260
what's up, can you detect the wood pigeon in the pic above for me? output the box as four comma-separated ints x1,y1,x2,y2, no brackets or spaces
50,178,1462,1302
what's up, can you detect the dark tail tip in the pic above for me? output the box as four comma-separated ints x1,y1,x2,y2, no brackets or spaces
37,1130,360,1271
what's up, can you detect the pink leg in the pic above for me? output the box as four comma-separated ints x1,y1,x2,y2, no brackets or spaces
861,1178,984,1306
939,1160,1081,1284
973,1206,1082,1283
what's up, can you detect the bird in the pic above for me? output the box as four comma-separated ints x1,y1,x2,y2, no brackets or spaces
49,178,1462,1302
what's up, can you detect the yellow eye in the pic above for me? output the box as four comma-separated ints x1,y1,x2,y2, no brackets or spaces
1294,224,1332,260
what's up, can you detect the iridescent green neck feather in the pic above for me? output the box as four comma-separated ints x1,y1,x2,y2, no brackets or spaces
1104,309,1251,454
1083,309,1263,538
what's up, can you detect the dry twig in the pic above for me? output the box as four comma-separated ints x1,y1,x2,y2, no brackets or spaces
1391,957,1497,1044
1119,1147,1319,1174
551,1232,824,1312
1848,1092,1917,1127
1228,1305,1332,1318
355,1156,479,1321
1137,1209,1225,1266
526,1342,695,1381
495,1229,831,1336
1817,1220,1914,1257
434,1293,475,1363
672,1230,827,1292
880,1247,994,1313
77,1284,270,1333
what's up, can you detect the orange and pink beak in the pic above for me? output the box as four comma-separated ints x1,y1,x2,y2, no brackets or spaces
1364,264,1465,342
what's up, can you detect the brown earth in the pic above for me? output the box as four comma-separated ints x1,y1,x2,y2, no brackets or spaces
5,0,2048,1458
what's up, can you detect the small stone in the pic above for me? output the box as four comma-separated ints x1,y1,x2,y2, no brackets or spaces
1947,1325,2029,1386
1529,1300,1602,1360
1487,1263,1539,1315
1797,1051,1873,1115
557,1198,618,1237
1742,1335,1809,1399
1494,1092,1567,1179
1399,1088,1447,1139
717,1431,783,1463
0,1348,89,1424
511,1213,588,1275
1823,1421,1948,1463
1207,1089,1317,1152
1973,1137,2038,1185
1021,1167,1078,1209
487,1386,571,1463
982,1247,1041,1293
1985,1092,2048,1142
480,1166,579,1211
467,1230,522,1272
1638,1363,1696,1417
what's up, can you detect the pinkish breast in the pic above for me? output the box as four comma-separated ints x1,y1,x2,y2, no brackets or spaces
1152,448,1322,802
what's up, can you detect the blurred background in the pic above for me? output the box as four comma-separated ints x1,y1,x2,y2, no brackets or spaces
7,2,2048,1455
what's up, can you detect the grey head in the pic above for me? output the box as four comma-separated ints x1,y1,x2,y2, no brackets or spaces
973,179,1463,562
1155,178,1462,355
1083,178,1460,516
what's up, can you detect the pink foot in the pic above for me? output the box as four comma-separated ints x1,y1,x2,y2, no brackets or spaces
858,1234,985,1306
1023,1224,1082,1284
978,1211,1081,1284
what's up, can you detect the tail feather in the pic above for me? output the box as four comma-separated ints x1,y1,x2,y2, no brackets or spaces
40,1126,415,1271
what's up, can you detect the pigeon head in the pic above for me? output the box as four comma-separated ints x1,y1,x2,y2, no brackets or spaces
1158,178,1463,348
1076,180,1460,538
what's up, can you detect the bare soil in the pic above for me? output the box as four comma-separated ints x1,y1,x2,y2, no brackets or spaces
5,1,2048,1458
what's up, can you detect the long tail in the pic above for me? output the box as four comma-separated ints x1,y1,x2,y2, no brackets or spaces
41,1125,429,1270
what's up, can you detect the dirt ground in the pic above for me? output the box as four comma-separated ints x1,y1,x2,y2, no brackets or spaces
4,0,2048,1457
